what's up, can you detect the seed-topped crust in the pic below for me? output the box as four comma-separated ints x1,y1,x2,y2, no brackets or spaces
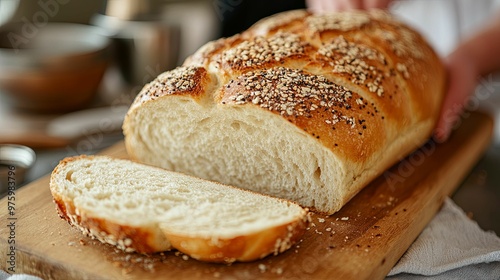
318,36,386,96
220,67,385,161
221,32,306,70
306,11,371,32
130,66,210,110
129,8,444,166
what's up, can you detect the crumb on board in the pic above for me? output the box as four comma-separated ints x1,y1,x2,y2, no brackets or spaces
274,267,284,275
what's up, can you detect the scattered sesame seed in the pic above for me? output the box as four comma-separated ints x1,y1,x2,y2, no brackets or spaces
135,66,201,106
396,63,410,79
375,29,424,59
226,67,361,129
318,36,385,96
307,11,370,32
275,267,284,275
223,32,305,69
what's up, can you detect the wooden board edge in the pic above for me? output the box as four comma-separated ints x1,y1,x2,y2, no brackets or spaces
368,111,494,279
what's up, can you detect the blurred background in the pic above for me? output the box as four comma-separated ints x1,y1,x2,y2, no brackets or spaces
0,0,499,234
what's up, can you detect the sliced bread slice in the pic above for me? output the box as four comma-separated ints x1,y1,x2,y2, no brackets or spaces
49,155,309,263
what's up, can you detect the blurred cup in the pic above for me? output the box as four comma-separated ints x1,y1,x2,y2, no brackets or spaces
92,13,181,87
0,23,111,113
0,144,36,195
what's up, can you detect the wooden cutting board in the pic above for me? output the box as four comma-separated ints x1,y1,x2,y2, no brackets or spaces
0,112,493,280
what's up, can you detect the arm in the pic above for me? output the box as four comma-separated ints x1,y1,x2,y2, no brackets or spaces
434,13,500,141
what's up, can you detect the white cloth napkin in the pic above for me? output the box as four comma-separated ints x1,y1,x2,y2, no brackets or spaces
387,197,500,279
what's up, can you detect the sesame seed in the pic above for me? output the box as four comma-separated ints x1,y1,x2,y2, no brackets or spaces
227,67,363,129
222,32,305,69
396,63,410,79
307,11,370,32
375,29,424,59
123,238,132,247
155,66,197,92
136,66,199,105
319,36,386,96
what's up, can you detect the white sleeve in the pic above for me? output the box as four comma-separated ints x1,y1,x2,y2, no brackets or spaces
390,0,500,56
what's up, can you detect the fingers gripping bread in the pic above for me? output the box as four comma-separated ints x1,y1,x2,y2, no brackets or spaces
50,155,309,262
123,10,445,214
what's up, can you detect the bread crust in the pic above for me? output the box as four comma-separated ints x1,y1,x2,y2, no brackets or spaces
163,215,309,263
123,9,445,214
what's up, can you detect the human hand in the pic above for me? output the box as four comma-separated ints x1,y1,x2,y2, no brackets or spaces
434,12,500,142
306,0,393,13
434,51,479,142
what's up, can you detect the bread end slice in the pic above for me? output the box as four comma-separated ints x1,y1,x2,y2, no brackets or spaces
50,155,309,263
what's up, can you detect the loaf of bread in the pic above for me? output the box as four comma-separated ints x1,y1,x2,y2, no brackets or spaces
123,9,445,214
50,155,309,262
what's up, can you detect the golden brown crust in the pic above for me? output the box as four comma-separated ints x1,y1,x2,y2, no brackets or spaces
127,9,445,167
164,213,309,263
129,66,211,110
